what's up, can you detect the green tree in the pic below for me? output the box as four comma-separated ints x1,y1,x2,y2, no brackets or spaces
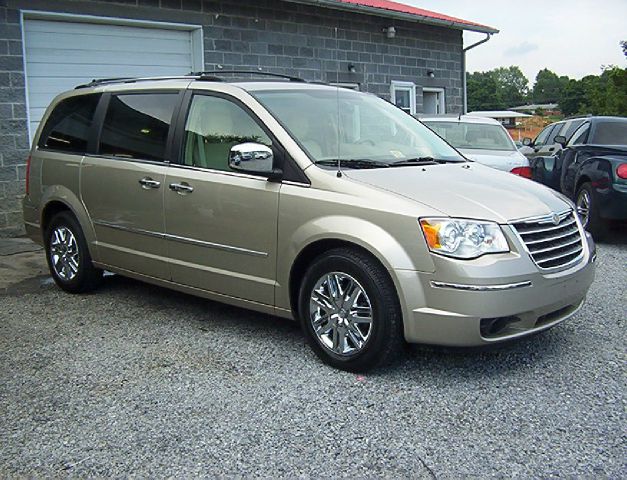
558,78,585,116
492,66,529,107
466,71,505,111
532,68,566,103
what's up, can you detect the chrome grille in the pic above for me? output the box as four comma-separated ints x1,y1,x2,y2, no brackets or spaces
512,210,584,269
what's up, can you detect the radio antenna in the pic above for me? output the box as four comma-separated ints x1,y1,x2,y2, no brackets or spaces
335,25,343,178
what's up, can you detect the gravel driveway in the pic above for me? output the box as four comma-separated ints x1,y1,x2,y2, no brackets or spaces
1,236,625,478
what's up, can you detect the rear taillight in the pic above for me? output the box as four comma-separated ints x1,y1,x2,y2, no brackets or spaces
25,155,31,196
617,163,627,179
510,166,532,179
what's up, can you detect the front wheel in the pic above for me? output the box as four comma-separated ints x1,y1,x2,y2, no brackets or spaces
298,248,404,372
45,211,103,293
576,183,605,239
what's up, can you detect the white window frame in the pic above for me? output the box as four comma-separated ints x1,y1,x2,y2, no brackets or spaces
20,10,204,142
391,81,416,115
422,87,446,115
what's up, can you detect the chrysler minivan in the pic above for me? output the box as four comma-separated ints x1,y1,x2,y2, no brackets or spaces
23,74,596,371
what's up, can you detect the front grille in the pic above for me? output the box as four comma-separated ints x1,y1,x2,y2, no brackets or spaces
512,210,584,269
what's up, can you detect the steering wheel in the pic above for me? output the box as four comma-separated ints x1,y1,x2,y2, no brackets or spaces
356,139,376,146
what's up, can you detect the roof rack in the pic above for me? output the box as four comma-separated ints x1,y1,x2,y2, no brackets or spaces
190,70,306,82
75,75,198,89
75,70,307,90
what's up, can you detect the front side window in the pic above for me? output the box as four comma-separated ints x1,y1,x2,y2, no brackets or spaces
423,121,515,151
252,88,464,167
99,93,179,161
38,94,101,153
182,95,272,172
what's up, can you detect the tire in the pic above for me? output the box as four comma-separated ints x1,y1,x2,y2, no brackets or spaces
298,248,404,372
576,182,606,240
44,211,103,293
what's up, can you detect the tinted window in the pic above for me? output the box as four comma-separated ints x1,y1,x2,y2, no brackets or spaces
38,94,101,153
547,123,565,144
591,121,627,145
99,93,179,161
562,119,585,140
534,124,556,146
569,123,590,145
182,95,272,172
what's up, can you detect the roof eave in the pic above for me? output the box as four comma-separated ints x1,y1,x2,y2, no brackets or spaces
283,0,499,34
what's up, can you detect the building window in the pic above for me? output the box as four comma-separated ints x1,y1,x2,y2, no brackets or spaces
391,81,416,115
422,87,446,115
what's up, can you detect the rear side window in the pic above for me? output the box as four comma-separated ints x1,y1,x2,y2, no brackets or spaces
99,93,179,161
38,94,101,153
591,121,627,145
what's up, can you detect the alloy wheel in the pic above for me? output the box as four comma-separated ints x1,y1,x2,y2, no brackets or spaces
49,226,80,281
309,272,373,356
576,190,591,228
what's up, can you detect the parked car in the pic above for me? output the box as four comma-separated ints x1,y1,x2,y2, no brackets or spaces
530,116,627,238
520,117,587,160
421,115,531,177
23,74,596,371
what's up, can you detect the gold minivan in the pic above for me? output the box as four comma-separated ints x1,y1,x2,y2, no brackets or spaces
23,74,596,371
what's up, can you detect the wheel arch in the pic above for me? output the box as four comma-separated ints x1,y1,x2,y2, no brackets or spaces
39,186,99,261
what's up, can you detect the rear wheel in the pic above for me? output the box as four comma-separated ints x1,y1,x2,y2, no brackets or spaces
576,182,605,239
45,211,103,293
298,248,404,372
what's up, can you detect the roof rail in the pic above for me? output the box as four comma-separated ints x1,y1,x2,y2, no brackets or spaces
75,75,198,89
190,70,306,82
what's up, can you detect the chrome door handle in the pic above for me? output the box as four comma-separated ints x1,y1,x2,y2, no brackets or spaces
169,182,194,194
139,177,161,189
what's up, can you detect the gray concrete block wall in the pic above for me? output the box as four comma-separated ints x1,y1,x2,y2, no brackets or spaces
0,0,463,236
0,1,28,237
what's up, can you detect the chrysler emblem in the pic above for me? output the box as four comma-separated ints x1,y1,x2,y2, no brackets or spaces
551,213,560,225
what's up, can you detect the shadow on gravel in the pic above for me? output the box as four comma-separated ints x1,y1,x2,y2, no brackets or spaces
92,273,571,379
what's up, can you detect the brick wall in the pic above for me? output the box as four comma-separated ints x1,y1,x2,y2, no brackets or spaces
0,0,463,236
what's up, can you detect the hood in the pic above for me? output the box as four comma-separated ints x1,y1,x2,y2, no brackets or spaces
459,149,529,171
343,163,570,223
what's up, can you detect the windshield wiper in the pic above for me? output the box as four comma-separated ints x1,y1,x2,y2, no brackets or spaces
390,157,464,167
313,159,390,169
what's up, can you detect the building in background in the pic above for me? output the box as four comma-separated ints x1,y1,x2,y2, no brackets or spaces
0,0,495,235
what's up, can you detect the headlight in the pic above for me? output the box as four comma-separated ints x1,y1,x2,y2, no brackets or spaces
419,218,509,259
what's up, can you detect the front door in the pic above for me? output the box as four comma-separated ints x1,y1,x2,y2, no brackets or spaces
164,93,280,305
81,91,180,279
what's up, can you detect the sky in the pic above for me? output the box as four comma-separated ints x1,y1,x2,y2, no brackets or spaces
401,0,627,83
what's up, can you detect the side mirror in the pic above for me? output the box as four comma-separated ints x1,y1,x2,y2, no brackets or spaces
229,142,277,177
522,137,532,146
554,135,567,147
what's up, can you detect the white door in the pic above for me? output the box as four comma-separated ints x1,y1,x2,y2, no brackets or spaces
22,16,202,141
423,88,445,115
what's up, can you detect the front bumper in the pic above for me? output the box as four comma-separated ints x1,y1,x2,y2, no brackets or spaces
397,231,596,346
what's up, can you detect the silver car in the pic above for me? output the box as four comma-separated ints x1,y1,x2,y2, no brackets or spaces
23,75,596,371
422,115,531,177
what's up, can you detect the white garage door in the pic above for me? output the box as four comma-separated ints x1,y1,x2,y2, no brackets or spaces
23,16,202,139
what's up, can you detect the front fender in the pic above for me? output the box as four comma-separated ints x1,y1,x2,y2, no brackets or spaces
275,214,435,314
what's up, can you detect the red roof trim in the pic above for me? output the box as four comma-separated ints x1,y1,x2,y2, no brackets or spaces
303,0,498,33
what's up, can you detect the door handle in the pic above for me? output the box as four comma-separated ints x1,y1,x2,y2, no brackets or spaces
169,182,194,194
139,177,161,189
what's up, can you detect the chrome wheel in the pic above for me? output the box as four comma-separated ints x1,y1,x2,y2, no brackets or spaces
576,189,591,227
309,272,373,356
49,226,79,281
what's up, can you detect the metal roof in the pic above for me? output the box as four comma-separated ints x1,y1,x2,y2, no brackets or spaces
468,111,533,119
283,0,498,34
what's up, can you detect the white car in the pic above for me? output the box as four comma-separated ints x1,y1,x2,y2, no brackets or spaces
420,115,531,178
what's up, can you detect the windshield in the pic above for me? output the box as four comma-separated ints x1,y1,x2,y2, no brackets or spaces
251,88,464,167
423,121,516,152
